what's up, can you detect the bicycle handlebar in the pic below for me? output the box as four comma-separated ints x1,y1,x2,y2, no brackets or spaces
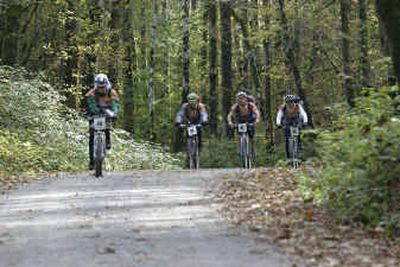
179,124,202,128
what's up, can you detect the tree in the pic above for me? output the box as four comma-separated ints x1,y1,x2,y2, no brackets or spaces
278,0,313,124
220,0,233,135
358,0,371,88
340,0,356,107
182,0,190,103
375,0,400,86
208,0,218,136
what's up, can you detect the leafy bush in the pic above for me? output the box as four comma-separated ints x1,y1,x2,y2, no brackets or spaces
0,66,179,176
303,87,400,232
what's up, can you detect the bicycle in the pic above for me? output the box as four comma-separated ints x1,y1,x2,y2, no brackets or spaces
180,123,202,169
89,110,115,177
235,123,255,169
284,120,302,169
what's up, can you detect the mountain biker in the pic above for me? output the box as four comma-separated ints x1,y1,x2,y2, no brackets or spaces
175,92,208,151
276,94,308,158
86,73,120,170
227,91,261,149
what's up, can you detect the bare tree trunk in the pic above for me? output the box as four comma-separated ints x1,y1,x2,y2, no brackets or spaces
232,9,264,117
263,1,274,148
375,0,400,87
278,0,313,125
182,0,190,103
148,0,158,140
359,0,372,88
200,0,208,101
378,17,396,86
208,0,218,136
122,1,135,134
191,0,197,10
340,0,356,107
220,0,233,136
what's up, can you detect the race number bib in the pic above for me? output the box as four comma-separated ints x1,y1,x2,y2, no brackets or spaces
238,123,247,133
93,117,106,130
187,126,198,137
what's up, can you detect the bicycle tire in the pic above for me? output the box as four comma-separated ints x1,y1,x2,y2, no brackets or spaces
195,137,200,169
240,134,247,168
95,135,103,177
188,137,195,169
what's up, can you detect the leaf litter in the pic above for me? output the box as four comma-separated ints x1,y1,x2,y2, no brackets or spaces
216,167,400,267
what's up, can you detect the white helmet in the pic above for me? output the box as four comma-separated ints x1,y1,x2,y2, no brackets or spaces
94,73,111,90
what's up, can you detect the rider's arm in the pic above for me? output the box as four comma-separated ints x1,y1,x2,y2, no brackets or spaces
85,89,100,115
175,104,187,125
110,89,120,114
227,105,236,126
199,103,208,124
253,105,261,123
276,107,284,126
299,105,308,125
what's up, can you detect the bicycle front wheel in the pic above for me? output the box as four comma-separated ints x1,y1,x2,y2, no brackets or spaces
95,136,103,177
246,135,252,169
240,134,248,168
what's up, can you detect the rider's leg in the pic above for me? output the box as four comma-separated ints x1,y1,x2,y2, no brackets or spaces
89,123,94,169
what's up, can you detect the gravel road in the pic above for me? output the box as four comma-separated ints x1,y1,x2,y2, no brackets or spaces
0,170,299,267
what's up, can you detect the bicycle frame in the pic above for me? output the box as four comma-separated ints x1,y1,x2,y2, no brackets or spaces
90,115,112,177
181,124,201,169
236,123,254,169
288,125,300,168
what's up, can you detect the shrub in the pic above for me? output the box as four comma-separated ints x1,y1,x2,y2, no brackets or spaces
0,66,180,176
304,87,400,232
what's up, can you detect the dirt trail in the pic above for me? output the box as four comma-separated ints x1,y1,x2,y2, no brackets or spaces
0,170,299,267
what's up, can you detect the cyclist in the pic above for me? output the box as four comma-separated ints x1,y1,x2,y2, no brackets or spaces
276,94,308,158
86,73,120,170
227,91,261,149
175,92,208,150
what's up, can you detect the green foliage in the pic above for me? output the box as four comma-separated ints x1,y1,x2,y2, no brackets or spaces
0,66,179,176
303,88,400,232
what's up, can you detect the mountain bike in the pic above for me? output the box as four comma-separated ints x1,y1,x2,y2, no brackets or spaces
89,110,115,177
235,123,255,169
180,123,202,169
284,120,302,169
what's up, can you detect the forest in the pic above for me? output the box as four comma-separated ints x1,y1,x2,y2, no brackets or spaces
1,0,400,253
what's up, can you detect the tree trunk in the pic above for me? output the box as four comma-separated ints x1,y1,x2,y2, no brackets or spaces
208,0,218,136
359,0,372,88
375,0,400,87
378,17,396,86
220,1,233,136
122,1,135,134
278,0,313,125
340,0,356,107
182,0,190,103
263,1,274,148
148,0,158,140
232,9,264,118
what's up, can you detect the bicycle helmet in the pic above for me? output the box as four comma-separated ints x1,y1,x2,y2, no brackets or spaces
187,92,199,103
94,73,111,90
236,91,247,99
285,94,296,102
